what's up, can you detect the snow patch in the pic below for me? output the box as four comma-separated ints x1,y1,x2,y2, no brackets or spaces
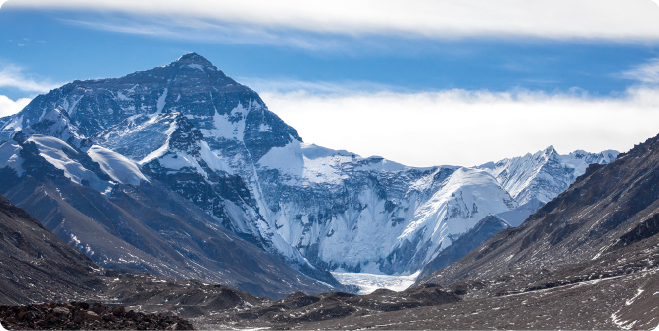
187,64,204,71
3,115,23,132
257,140,303,177
27,135,113,193
156,88,168,113
0,141,24,176
88,145,148,185
199,140,233,175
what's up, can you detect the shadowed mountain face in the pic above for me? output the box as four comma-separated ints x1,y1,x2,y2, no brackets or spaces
417,215,511,279
0,193,100,305
419,133,659,287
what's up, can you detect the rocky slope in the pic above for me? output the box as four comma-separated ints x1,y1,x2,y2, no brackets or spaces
417,215,511,279
0,193,100,305
0,302,194,330
0,192,318,326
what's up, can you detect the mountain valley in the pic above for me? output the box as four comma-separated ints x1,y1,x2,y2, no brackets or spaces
3,53,657,330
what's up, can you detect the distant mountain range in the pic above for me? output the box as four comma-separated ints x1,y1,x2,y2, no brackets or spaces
0,53,619,297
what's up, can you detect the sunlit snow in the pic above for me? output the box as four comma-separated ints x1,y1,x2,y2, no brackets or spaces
331,271,420,295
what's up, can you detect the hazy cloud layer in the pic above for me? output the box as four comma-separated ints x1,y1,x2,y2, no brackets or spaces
0,95,30,117
255,84,659,167
9,0,659,41
0,64,60,93
622,58,659,84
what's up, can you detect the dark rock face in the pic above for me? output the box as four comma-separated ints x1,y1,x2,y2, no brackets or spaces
417,215,511,279
0,193,100,305
0,302,194,330
137,114,259,234
418,132,659,286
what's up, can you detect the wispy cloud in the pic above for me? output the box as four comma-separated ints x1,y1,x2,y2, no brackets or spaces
250,80,659,167
622,58,659,84
61,17,343,50
0,64,60,93
239,78,407,95
9,0,659,42
0,95,31,117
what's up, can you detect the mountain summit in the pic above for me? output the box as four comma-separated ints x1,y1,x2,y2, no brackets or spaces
174,52,215,67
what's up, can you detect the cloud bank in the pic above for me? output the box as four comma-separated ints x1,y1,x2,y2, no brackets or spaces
256,85,659,167
8,0,659,41
0,95,30,117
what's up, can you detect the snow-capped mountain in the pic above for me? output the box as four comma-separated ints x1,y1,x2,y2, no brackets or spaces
478,146,619,204
0,53,620,285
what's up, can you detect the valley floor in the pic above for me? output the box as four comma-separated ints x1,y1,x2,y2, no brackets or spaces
193,269,659,330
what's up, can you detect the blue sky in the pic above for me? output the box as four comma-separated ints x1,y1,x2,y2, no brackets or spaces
1,0,659,166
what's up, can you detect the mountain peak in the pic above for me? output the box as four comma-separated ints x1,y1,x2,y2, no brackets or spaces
174,52,213,67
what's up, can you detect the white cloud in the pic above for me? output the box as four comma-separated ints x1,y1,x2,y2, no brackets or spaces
0,95,31,117
254,84,659,167
622,58,659,84
9,0,659,41
0,64,60,93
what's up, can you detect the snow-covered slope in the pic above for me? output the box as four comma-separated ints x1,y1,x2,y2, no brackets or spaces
1,129,147,196
18,107,92,151
478,146,619,204
87,145,148,186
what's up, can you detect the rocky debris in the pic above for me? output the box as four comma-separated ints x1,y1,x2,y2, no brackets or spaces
0,302,194,330
204,283,459,328
0,193,101,305
100,274,271,319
